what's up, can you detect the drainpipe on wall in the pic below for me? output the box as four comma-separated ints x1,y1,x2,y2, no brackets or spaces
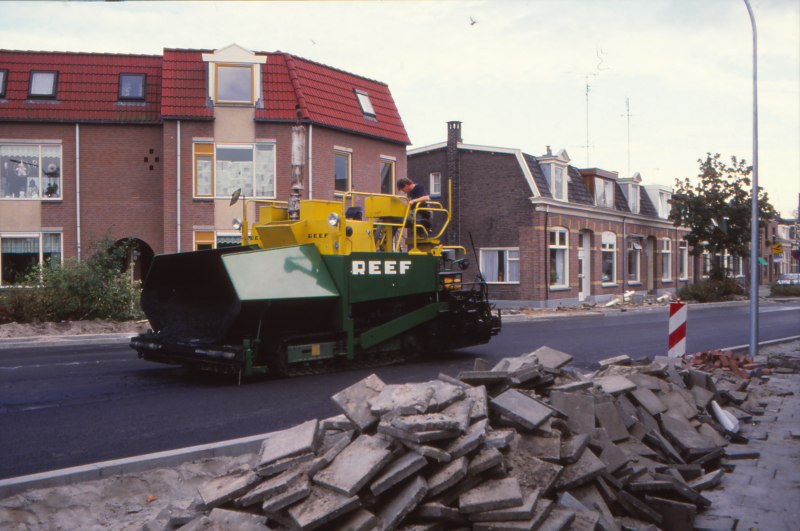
622,216,627,293
544,207,549,306
75,123,81,263
176,120,181,253
308,124,313,200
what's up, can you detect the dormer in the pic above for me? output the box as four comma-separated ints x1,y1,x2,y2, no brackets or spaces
538,146,571,201
644,184,673,219
579,168,619,209
202,44,267,106
618,172,642,214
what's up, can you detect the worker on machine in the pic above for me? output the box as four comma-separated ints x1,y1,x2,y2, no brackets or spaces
397,177,432,235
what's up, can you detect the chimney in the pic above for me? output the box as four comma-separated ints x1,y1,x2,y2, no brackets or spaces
546,145,552,156
446,121,462,186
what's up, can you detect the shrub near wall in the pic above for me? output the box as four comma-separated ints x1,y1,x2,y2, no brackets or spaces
770,283,800,297
678,277,745,303
2,234,144,323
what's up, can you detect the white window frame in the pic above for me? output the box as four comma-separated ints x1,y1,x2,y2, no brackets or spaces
627,184,639,214
601,231,617,285
480,247,520,284
661,238,672,281
542,162,568,201
380,159,395,195
28,70,58,99
192,142,276,199
1,142,63,201
627,239,642,284
549,228,569,289
430,172,441,197
595,178,614,208
678,240,689,280
214,64,255,105
0,231,63,287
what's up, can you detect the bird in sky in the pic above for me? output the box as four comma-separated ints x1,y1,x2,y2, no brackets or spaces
311,40,316,45
470,16,478,25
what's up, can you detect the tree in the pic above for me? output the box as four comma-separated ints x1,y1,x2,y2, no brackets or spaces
669,153,776,280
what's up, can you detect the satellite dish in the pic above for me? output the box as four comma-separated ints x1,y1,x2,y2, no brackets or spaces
230,188,241,206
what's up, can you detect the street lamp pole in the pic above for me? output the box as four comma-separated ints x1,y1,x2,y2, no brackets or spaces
744,0,759,359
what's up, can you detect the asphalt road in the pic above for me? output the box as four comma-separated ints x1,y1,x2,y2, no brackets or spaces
1,301,798,480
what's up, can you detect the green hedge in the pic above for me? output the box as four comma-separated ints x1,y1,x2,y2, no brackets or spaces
0,233,144,323
678,277,745,303
770,283,800,297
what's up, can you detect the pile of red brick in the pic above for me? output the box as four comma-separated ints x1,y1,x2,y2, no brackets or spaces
684,349,770,378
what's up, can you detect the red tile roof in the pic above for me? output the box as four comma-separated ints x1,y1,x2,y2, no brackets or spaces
256,53,410,144
0,48,410,144
161,48,213,119
0,50,162,123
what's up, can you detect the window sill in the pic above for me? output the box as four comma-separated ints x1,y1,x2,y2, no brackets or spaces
662,279,673,283
679,277,690,281
486,282,520,285
628,281,642,286
549,286,571,291
602,283,619,287
193,197,214,202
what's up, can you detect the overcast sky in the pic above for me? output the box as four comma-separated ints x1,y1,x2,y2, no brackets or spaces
2,0,798,216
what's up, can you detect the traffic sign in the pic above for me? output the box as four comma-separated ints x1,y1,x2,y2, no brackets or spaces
772,243,783,255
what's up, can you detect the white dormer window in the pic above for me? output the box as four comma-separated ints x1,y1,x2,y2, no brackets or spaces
355,90,376,117
202,44,267,106
660,192,670,217
628,185,638,213
539,149,570,201
595,178,614,208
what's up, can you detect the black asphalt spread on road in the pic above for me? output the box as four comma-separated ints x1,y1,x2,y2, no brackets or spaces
1,301,798,480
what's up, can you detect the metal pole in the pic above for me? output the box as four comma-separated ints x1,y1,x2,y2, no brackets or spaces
744,0,759,359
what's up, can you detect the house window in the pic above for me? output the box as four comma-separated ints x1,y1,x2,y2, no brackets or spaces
355,90,376,116
118,73,146,100
1,143,62,199
0,233,61,286
28,70,58,98
194,231,215,251
628,239,642,282
628,185,639,214
430,173,441,197
601,232,617,284
215,64,254,104
193,143,275,198
662,239,672,280
481,248,520,283
660,192,671,217
595,178,614,208
334,151,351,193
380,160,394,195
702,251,710,277
217,234,242,248
0,69,7,98
549,228,569,287
542,164,567,200
679,240,689,279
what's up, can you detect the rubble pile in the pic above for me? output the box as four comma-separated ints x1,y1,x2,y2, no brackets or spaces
151,346,764,531
684,349,770,379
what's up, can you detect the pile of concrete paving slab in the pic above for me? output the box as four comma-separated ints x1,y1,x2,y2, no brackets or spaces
151,346,761,531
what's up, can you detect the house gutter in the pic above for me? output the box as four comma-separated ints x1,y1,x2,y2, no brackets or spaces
75,123,81,263
177,120,181,253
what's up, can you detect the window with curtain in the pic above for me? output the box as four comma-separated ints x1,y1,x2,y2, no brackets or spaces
1,144,62,199
481,248,519,283
334,151,351,193
679,240,689,279
662,239,672,280
601,232,616,283
628,239,642,282
549,228,568,287
380,160,394,195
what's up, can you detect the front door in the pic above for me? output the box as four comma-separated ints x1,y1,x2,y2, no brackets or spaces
578,232,590,301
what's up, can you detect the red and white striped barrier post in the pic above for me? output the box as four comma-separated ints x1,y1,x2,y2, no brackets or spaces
668,301,687,358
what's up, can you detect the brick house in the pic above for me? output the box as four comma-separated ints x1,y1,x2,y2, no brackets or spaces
0,44,409,285
408,122,693,306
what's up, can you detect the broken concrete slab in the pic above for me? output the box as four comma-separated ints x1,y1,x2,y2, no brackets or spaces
691,385,715,410
635,407,661,435
468,489,540,522
554,447,606,491
378,421,461,444
392,413,462,433
644,495,696,531
569,484,620,531
439,372,472,389
550,381,593,393
444,418,488,459
688,369,717,393
594,376,637,396
376,475,428,531
429,473,484,506
550,391,595,434
313,440,393,496
398,438,451,463
490,390,553,431
506,450,563,495
472,497,554,531
369,383,436,416
630,388,668,416
560,433,589,464
235,464,306,507
467,447,504,476
598,354,632,367
370,451,428,496
615,490,662,525
331,375,386,431
661,391,698,420
441,397,473,433
723,445,760,459
459,477,523,514
483,428,516,450
517,433,560,463
261,475,312,513
256,420,319,471
257,452,316,478
538,505,576,531
688,469,725,491
198,470,261,510
626,373,662,391
426,456,469,497
459,371,510,386
287,484,361,531
598,443,630,474
692,515,737,531
331,508,378,531
465,385,489,420
207,508,270,530
415,502,469,524
594,401,630,442
524,346,574,369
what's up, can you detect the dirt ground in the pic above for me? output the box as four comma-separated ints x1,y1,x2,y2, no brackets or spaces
0,319,149,339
